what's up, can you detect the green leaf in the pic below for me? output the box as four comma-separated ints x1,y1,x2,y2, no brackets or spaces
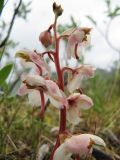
0,0,4,14
0,63,13,86
86,16,97,25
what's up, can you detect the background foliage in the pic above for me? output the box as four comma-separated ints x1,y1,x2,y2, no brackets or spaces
0,0,120,159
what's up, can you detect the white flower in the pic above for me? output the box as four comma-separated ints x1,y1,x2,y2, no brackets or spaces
18,74,67,109
54,134,106,160
67,93,93,125
45,80,68,109
67,65,95,93
16,50,50,74
67,28,91,59
28,90,41,107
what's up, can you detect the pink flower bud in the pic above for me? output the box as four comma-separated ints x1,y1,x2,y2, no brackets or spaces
39,30,52,48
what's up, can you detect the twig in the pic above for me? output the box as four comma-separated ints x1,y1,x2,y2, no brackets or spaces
41,135,54,145
0,0,22,59
7,134,18,151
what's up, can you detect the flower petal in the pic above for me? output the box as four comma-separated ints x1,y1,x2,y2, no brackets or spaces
23,75,46,87
47,95,63,109
65,134,105,157
67,93,93,124
16,50,50,74
45,80,67,108
53,143,72,160
67,74,84,93
67,65,95,93
67,106,81,125
66,28,91,59
28,90,41,107
76,94,93,109
18,84,28,96
29,52,50,73
20,59,41,75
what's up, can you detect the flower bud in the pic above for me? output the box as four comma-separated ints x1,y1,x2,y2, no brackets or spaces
50,127,59,138
39,30,52,48
53,2,63,17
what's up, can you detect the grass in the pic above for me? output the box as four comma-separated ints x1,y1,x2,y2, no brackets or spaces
0,68,120,159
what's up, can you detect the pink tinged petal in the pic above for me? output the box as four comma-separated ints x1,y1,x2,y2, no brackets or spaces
66,29,86,59
47,95,63,109
88,134,106,147
16,50,50,74
45,80,67,109
28,90,41,107
76,94,93,109
66,40,72,59
20,59,41,75
45,80,62,97
68,93,93,109
67,93,93,124
67,65,95,93
20,59,33,68
29,52,50,73
65,134,105,157
67,73,84,93
77,65,95,77
67,107,81,125
53,143,72,160
24,75,46,87
18,84,28,96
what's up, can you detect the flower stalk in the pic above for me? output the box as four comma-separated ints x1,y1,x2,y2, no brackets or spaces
16,2,106,160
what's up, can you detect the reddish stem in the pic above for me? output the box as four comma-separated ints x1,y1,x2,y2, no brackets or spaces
36,64,42,75
75,154,80,160
61,67,74,75
75,43,79,60
47,24,54,32
41,51,55,57
49,17,67,160
48,53,54,62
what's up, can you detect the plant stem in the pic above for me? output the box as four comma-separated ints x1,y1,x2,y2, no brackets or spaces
53,16,66,133
49,15,67,160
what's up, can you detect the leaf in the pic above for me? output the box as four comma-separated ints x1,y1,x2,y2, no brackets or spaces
0,0,4,14
86,16,97,25
0,63,13,86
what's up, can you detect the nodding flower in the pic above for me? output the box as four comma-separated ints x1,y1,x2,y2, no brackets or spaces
67,93,93,125
53,133,106,160
16,50,50,75
67,27,91,59
67,65,95,93
18,74,68,109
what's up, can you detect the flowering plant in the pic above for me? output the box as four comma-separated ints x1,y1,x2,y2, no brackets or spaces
16,2,105,160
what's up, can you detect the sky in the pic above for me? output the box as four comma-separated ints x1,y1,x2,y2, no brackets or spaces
1,0,120,70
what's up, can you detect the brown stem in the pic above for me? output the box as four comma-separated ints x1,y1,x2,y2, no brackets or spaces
0,0,22,62
0,0,22,48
